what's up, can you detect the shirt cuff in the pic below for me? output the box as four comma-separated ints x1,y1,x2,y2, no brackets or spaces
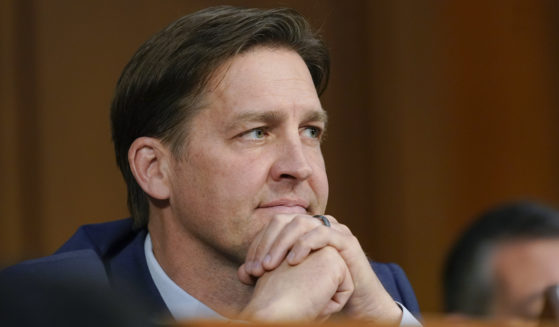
395,302,422,326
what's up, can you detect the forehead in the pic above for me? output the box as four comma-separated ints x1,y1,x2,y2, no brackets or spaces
200,47,324,117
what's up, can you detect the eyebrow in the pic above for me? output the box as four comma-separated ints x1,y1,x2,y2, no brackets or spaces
302,109,328,126
226,109,328,131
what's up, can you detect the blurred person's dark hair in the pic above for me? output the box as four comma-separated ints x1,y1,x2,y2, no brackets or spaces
443,201,559,316
110,5,329,228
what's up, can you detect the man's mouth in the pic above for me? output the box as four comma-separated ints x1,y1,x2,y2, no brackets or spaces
257,198,309,214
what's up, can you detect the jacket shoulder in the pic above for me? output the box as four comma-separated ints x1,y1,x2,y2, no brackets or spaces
56,217,137,257
1,218,138,286
1,249,110,288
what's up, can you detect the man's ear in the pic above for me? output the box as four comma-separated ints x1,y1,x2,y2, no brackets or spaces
128,137,172,200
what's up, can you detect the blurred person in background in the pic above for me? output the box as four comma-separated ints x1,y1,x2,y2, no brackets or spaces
443,201,559,324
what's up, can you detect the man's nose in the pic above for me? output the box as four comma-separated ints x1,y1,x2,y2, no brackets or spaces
270,137,313,182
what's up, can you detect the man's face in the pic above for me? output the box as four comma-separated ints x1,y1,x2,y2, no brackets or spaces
492,238,559,323
167,47,328,263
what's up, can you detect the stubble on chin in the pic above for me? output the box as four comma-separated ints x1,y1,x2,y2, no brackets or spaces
218,214,260,264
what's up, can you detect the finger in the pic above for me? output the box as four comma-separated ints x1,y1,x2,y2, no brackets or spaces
246,214,292,277
324,214,339,224
286,223,352,265
244,228,266,276
332,266,354,306
318,258,354,318
262,215,323,270
303,220,382,303
237,263,256,285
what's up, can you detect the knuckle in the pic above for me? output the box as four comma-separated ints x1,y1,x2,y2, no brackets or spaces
274,213,300,226
254,246,266,257
347,276,355,291
348,234,360,245
293,215,306,224
325,215,338,223
292,215,315,228
337,223,351,233
317,246,340,260
318,224,331,236
294,237,311,250
271,214,286,224
311,248,347,279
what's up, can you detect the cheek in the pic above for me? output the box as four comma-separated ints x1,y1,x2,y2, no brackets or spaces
217,154,270,191
186,150,270,206
311,152,329,199
315,171,329,211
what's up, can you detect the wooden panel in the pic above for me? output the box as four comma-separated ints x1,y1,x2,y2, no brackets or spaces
0,0,44,263
317,2,374,251
440,0,559,311
2,0,559,315
0,0,24,265
364,0,559,312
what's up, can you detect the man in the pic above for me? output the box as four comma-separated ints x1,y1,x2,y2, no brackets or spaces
2,6,419,324
443,201,559,324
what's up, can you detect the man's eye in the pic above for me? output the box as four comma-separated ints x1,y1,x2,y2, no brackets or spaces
241,128,267,140
302,126,322,139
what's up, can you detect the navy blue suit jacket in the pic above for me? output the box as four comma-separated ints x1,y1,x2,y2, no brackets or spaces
1,218,420,319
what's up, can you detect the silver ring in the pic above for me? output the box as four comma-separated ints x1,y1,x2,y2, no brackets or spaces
313,215,331,227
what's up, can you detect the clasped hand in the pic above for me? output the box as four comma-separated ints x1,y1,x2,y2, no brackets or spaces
238,214,402,322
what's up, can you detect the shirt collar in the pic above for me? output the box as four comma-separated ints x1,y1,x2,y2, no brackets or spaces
144,233,225,321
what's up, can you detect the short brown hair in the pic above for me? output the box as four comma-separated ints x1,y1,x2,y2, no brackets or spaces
110,6,330,228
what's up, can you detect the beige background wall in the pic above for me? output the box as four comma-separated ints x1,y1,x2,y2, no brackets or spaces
2,0,558,313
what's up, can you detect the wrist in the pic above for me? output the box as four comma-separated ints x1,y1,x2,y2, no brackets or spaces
345,298,403,323
240,296,304,322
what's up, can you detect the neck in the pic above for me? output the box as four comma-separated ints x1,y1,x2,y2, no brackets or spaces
148,212,253,318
